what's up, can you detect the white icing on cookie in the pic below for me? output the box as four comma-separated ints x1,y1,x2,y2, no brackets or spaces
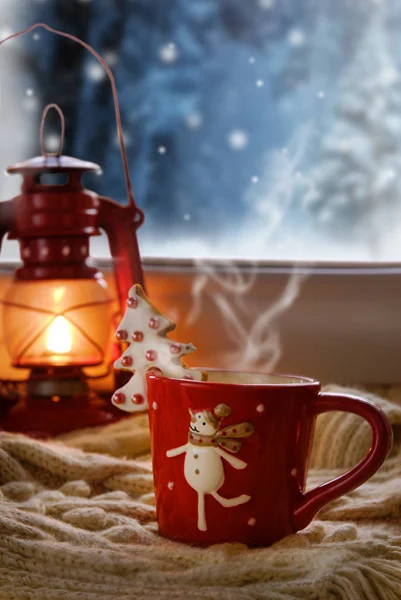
112,284,203,412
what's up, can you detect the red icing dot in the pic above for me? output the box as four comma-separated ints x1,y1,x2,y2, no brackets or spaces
232,445,237,451
121,356,133,367
127,296,138,308
189,434,193,439
132,331,144,342
245,427,250,433
145,350,157,361
198,439,203,443
232,428,237,433
131,394,144,405
148,317,160,330
170,343,182,355
222,431,227,436
116,329,128,341
211,439,215,444
112,392,125,405
222,442,226,447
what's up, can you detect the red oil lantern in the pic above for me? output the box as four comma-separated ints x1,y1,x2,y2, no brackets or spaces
0,24,145,436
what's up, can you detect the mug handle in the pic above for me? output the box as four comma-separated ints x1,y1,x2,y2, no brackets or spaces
293,392,393,531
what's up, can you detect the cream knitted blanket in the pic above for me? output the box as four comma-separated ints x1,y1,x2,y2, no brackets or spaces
0,385,401,600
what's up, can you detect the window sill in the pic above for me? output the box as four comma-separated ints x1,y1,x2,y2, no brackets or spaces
138,258,401,385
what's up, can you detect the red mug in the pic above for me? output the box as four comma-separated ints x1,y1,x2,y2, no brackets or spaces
147,370,392,546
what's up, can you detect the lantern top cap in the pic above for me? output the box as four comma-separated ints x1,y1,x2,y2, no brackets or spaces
7,154,101,174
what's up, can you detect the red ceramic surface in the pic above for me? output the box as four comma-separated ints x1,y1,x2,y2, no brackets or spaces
147,370,392,546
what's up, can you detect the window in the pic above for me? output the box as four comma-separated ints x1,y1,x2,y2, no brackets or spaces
1,0,401,261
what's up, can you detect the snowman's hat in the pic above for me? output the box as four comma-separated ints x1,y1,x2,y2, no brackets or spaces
204,403,231,429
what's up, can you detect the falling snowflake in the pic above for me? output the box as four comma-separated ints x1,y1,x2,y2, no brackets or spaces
251,176,259,184
158,146,167,154
227,130,248,150
258,0,275,9
159,43,178,64
86,62,106,82
185,112,202,129
248,56,256,64
33,33,40,41
25,88,34,97
45,134,61,152
103,50,118,67
183,214,191,221
288,28,306,47
317,90,325,99
114,131,132,147
256,79,264,88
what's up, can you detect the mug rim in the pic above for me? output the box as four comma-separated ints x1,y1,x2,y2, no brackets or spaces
147,368,320,389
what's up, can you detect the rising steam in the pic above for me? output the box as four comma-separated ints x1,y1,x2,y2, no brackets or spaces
186,125,313,373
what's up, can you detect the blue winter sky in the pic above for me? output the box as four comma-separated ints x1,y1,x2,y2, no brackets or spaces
0,0,400,261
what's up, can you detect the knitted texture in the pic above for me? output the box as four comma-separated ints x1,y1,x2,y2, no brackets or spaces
0,385,400,600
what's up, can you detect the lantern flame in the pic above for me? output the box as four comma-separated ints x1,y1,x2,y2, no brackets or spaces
46,316,72,354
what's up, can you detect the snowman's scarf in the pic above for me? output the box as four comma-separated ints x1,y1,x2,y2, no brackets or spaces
188,422,254,453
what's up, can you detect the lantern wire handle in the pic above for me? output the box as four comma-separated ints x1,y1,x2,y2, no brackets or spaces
0,23,144,225
39,103,65,157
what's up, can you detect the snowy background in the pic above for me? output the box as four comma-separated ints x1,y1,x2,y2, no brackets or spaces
1,0,401,261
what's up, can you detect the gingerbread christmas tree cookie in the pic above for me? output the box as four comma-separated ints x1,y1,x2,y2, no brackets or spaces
112,284,204,412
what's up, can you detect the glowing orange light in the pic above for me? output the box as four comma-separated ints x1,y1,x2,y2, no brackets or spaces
45,316,73,355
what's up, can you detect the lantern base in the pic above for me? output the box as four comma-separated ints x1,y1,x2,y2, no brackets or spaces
1,392,121,438
0,368,121,438
27,367,89,398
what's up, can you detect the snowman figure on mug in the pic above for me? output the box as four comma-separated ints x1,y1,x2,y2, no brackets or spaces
166,403,254,531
